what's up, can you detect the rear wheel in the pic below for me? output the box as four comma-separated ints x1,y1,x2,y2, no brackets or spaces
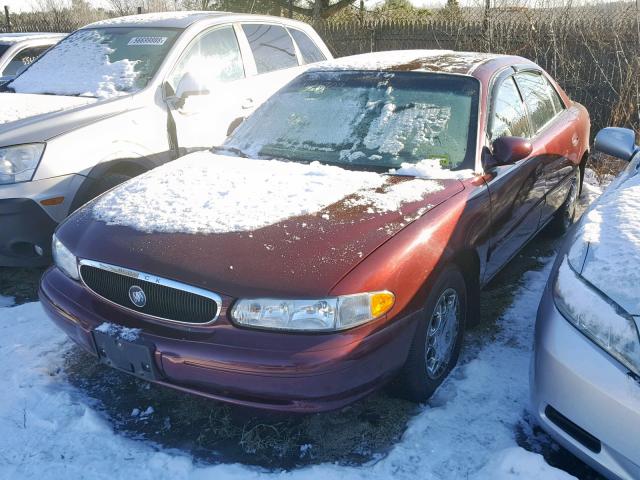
395,266,467,402
547,168,581,237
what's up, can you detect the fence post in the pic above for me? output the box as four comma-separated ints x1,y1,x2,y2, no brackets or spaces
3,5,10,33
137,6,142,14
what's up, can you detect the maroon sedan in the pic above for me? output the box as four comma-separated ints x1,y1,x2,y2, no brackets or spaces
40,51,590,412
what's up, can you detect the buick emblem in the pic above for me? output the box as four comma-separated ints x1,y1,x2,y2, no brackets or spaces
128,285,147,308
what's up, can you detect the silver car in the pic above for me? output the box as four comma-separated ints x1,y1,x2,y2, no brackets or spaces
532,127,640,480
0,12,331,267
0,32,65,83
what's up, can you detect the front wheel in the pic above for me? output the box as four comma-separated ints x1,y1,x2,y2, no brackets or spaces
395,266,467,402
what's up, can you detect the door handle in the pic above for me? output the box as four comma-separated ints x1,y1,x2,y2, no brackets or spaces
241,98,254,110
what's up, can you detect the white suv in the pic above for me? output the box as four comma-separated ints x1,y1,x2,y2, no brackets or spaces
0,12,331,266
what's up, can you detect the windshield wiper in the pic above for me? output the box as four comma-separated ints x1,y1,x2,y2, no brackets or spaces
210,145,250,158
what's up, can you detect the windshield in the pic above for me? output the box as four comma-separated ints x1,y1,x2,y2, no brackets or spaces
226,70,479,171
8,27,180,98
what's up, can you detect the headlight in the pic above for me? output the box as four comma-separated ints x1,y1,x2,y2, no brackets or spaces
52,234,79,280
231,291,395,332
0,143,45,185
554,256,640,376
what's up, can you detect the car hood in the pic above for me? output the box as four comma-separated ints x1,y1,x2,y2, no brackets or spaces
573,163,640,315
59,153,465,298
0,92,132,145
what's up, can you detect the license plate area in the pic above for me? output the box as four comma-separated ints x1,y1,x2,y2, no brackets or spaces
93,330,159,381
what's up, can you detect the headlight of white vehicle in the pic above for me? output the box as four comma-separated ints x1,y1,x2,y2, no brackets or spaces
554,256,640,376
0,143,45,185
231,291,395,332
52,234,79,280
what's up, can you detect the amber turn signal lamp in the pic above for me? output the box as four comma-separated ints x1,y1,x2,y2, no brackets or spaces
40,196,65,206
370,292,395,318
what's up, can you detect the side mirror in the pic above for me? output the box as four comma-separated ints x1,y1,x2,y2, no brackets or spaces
594,127,638,162
175,72,210,101
485,136,533,170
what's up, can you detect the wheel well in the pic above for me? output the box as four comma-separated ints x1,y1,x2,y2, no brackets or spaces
451,249,481,326
578,150,589,193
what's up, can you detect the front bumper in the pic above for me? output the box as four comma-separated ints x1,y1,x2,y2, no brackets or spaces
532,283,640,480
39,267,419,413
0,175,85,267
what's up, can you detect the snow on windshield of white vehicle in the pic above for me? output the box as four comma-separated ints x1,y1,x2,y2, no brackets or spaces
9,27,179,98
227,70,479,173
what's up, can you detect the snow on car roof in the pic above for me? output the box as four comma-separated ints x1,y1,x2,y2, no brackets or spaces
0,32,65,44
83,11,232,29
311,50,504,75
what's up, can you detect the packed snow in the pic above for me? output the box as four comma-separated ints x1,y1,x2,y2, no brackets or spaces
0,93,95,125
314,50,499,74
571,158,640,314
92,152,443,234
10,30,140,98
95,322,142,342
348,178,443,212
391,159,476,179
0,255,575,479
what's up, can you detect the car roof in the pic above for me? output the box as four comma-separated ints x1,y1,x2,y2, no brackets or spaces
0,32,66,45
82,11,310,30
309,50,515,76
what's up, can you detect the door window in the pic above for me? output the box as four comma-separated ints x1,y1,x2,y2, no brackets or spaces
490,77,530,141
288,29,325,64
2,45,49,77
169,26,244,92
515,71,564,134
242,24,298,74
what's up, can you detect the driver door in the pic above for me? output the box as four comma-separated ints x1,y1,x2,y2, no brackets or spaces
165,25,250,153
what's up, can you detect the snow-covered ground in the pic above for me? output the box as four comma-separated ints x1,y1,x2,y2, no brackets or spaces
0,256,575,479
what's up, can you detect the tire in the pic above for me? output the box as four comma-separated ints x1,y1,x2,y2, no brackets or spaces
394,265,467,403
547,167,581,237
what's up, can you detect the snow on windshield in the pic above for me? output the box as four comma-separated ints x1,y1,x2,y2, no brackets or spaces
9,28,170,98
228,72,476,172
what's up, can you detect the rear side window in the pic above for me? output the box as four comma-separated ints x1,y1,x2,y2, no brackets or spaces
242,24,298,74
288,29,325,64
2,45,49,77
491,77,530,140
169,25,244,91
515,71,564,134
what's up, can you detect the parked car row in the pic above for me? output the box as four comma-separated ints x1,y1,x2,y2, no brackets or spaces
1,11,638,480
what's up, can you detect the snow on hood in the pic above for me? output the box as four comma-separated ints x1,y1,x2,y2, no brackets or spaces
91,151,445,235
9,30,139,99
391,159,476,180
573,162,640,314
0,92,96,125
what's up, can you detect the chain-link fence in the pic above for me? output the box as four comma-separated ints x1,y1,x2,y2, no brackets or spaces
317,4,640,135
2,3,639,134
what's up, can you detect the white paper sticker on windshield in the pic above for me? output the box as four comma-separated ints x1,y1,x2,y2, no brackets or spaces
128,36,168,46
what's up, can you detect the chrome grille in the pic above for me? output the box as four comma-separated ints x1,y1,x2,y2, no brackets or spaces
79,260,220,325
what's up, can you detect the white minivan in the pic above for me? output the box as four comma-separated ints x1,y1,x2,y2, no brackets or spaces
0,11,332,266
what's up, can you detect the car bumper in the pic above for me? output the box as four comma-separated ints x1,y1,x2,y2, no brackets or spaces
0,175,85,266
39,267,419,413
532,283,640,480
